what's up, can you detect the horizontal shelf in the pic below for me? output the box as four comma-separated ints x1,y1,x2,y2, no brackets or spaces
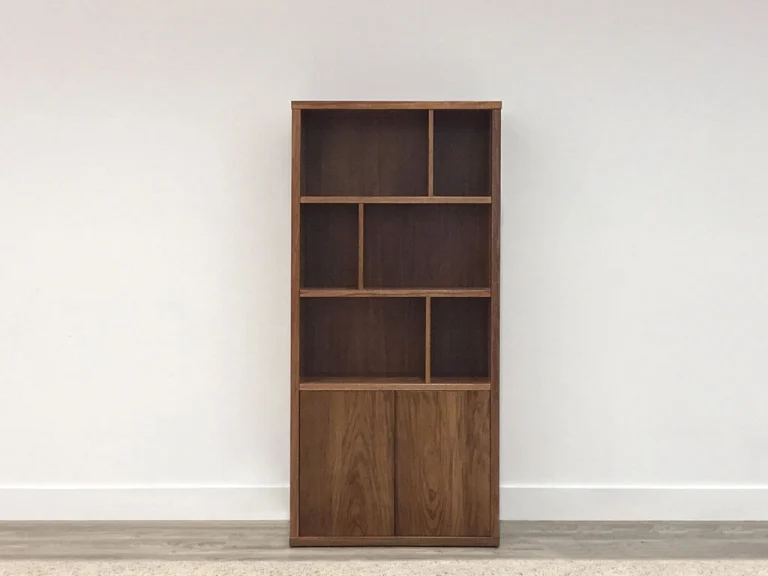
300,288,491,298
300,377,490,391
301,196,491,204
430,377,490,386
292,101,502,110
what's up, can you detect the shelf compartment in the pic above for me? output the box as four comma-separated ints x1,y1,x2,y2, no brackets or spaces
300,298,425,380
431,298,490,379
300,196,491,204
301,288,490,298
433,110,491,197
301,204,358,289
302,110,428,197
364,204,490,288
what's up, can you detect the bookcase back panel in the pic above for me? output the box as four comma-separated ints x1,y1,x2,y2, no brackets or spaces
431,298,490,379
300,298,425,380
364,204,490,288
302,110,428,197
301,204,358,288
434,110,491,197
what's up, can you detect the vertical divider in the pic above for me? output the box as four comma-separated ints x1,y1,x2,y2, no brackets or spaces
425,296,432,383
358,203,364,289
428,110,434,196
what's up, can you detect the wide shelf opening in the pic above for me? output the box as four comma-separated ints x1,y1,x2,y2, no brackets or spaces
302,110,429,197
363,204,490,288
300,298,425,380
433,110,491,197
301,204,358,289
431,298,490,379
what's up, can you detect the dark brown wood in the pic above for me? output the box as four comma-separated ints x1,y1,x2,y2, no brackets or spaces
300,288,491,298
290,109,301,539
301,376,424,385
299,391,395,537
428,110,434,197
425,296,431,383
489,109,501,541
293,101,502,110
300,204,358,288
431,298,490,379
300,196,491,204
292,101,500,547
364,205,490,288
300,381,490,391
290,536,499,547
434,111,491,197
302,110,428,197
300,298,425,380
358,204,364,289
395,391,491,537
430,376,491,385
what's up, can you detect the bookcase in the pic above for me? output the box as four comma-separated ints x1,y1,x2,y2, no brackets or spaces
290,101,501,547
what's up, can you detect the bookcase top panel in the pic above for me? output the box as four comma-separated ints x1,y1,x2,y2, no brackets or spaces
292,101,502,110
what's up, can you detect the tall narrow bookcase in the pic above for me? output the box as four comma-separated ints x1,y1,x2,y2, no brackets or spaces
290,101,501,547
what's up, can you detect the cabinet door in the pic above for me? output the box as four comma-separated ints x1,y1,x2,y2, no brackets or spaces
395,391,491,537
299,391,394,537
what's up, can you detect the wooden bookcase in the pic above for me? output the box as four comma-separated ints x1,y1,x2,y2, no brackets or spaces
290,101,501,547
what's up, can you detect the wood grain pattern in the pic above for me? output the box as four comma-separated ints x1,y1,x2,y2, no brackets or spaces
428,110,434,197
364,205,490,289
290,109,301,538
434,111,491,197
299,391,394,537
300,196,491,204
489,109,502,541
300,288,491,298
396,391,491,537
301,204,358,288
425,297,431,383
300,298,425,380
300,381,490,391
293,101,502,110
7,521,768,559
290,536,497,547
431,298,490,379
293,101,501,546
358,204,364,289
302,110,427,197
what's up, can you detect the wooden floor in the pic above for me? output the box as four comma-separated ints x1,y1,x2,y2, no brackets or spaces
1,522,768,560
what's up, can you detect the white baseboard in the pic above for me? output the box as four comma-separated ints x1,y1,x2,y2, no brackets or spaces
0,486,288,521
2,485,768,521
501,485,768,521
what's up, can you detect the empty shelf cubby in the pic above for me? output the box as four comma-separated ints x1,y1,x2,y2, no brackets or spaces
302,110,429,197
430,298,490,380
301,203,358,288
300,298,426,381
433,110,491,197
363,204,490,288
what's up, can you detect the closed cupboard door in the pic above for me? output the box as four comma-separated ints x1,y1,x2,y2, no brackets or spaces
395,391,491,537
299,391,395,537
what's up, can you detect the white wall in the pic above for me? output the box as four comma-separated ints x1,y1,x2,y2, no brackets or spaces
2,0,768,520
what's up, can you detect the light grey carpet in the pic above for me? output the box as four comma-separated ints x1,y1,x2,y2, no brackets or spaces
2,561,768,575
